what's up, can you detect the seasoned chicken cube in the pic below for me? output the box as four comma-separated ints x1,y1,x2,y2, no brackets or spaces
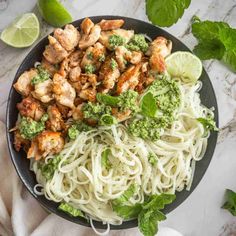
112,108,131,122
14,130,29,152
81,42,106,71
68,50,84,67
46,105,64,132
13,69,37,96
69,66,81,82
17,97,45,121
99,29,134,50
41,57,58,77
81,18,94,35
147,37,172,73
98,19,124,30
116,63,141,94
115,46,142,71
79,25,101,49
54,24,80,51
52,73,76,108
43,36,69,64
79,88,96,102
27,140,40,160
37,131,64,158
99,57,120,91
58,58,70,78
56,103,70,119
71,104,84,120
31,79,54,103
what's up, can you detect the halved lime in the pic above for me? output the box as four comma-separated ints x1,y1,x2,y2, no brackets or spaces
37,0,72,27
166,51,203,83
0,13,40,48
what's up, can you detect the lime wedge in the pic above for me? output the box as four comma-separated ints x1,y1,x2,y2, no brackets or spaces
37,0,72,27
166,51,203,83
0,13,40,48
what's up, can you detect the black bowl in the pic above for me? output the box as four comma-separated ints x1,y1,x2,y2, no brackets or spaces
6,16,218,230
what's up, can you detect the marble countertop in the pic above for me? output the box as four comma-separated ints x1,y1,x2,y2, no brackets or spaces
0,0,236,235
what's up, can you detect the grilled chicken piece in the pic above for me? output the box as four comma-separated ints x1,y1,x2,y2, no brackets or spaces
31,79,54,103
13,69,37,96
116,63,141,94
99,29,134,50
112,108,131,122
99,57,120,92
27,131,64,160
70,74,97,102
68,50,84,67
81,18,94,35
43,36,69,64
147,36,172,73
69,66,81,82
81,42,106,71
79,25,101,49
52,73,76,108
71,104,84,120
41,57,58,77
54,24,80,51
58,58,70,78
56,103,71,119
17,97,45,121
115,46,142,71
46,105,64,132
98,19,124,30
14,130,29,152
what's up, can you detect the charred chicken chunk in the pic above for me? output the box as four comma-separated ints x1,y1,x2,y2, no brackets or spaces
98,19,124,30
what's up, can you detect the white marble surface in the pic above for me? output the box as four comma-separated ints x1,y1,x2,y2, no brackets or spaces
0,0,236,235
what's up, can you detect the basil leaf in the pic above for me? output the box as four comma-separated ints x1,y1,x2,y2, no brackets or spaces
113,203,142,220
113,184,136,205
141,92,158,118
222,189,236,216
96,93,120,106
146,0,191,27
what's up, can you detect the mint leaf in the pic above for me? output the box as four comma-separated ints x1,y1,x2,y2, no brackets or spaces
113,184,136,205
138,209,166,236
146,0,191,27
112,203,142,220
192,18,236,72
222,189,236,216
141,92,158,118
58,202,84,217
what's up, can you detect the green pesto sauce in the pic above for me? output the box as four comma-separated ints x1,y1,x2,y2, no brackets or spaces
19,114,48,140
110,58,118,70
31,66,50,85
126,34,149,53
84,64,96,74
98,54,106,62
68,121,92,140
109,35,125,49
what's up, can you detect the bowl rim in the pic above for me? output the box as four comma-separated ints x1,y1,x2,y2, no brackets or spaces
6,15,218,230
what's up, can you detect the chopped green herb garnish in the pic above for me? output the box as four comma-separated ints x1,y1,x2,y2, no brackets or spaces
148,153,157,166
126,34,149,53
197,116,218,133
99,114,117,126
98,54,106,62
110,58,118,70
68,121,92,140
31,66,50,85
109,34,125,49
86,52,94,60
84,64,96,74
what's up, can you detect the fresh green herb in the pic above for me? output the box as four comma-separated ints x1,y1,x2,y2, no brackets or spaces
109,35,125,49
98,54,106,62
192,17,236,72
146,0,191,27
58,202,84,217
110,58,118,70
84,64,96,74
113,185,137,206
96,90,139,114
86,52,94,60
148,153,157,166
141,92,158,118
19,115,48,140
126,34,149,53
68,121,92,140
128,117,167,141
113,193,176,236
222,189,236,216
31,66,50,85
197,116,218,132
40,114,49,122
99,114,117,126
101,149,111,169
82,102,112,121
40,155,61,180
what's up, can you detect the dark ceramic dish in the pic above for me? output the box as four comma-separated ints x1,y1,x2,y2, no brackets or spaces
6,16,218,230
